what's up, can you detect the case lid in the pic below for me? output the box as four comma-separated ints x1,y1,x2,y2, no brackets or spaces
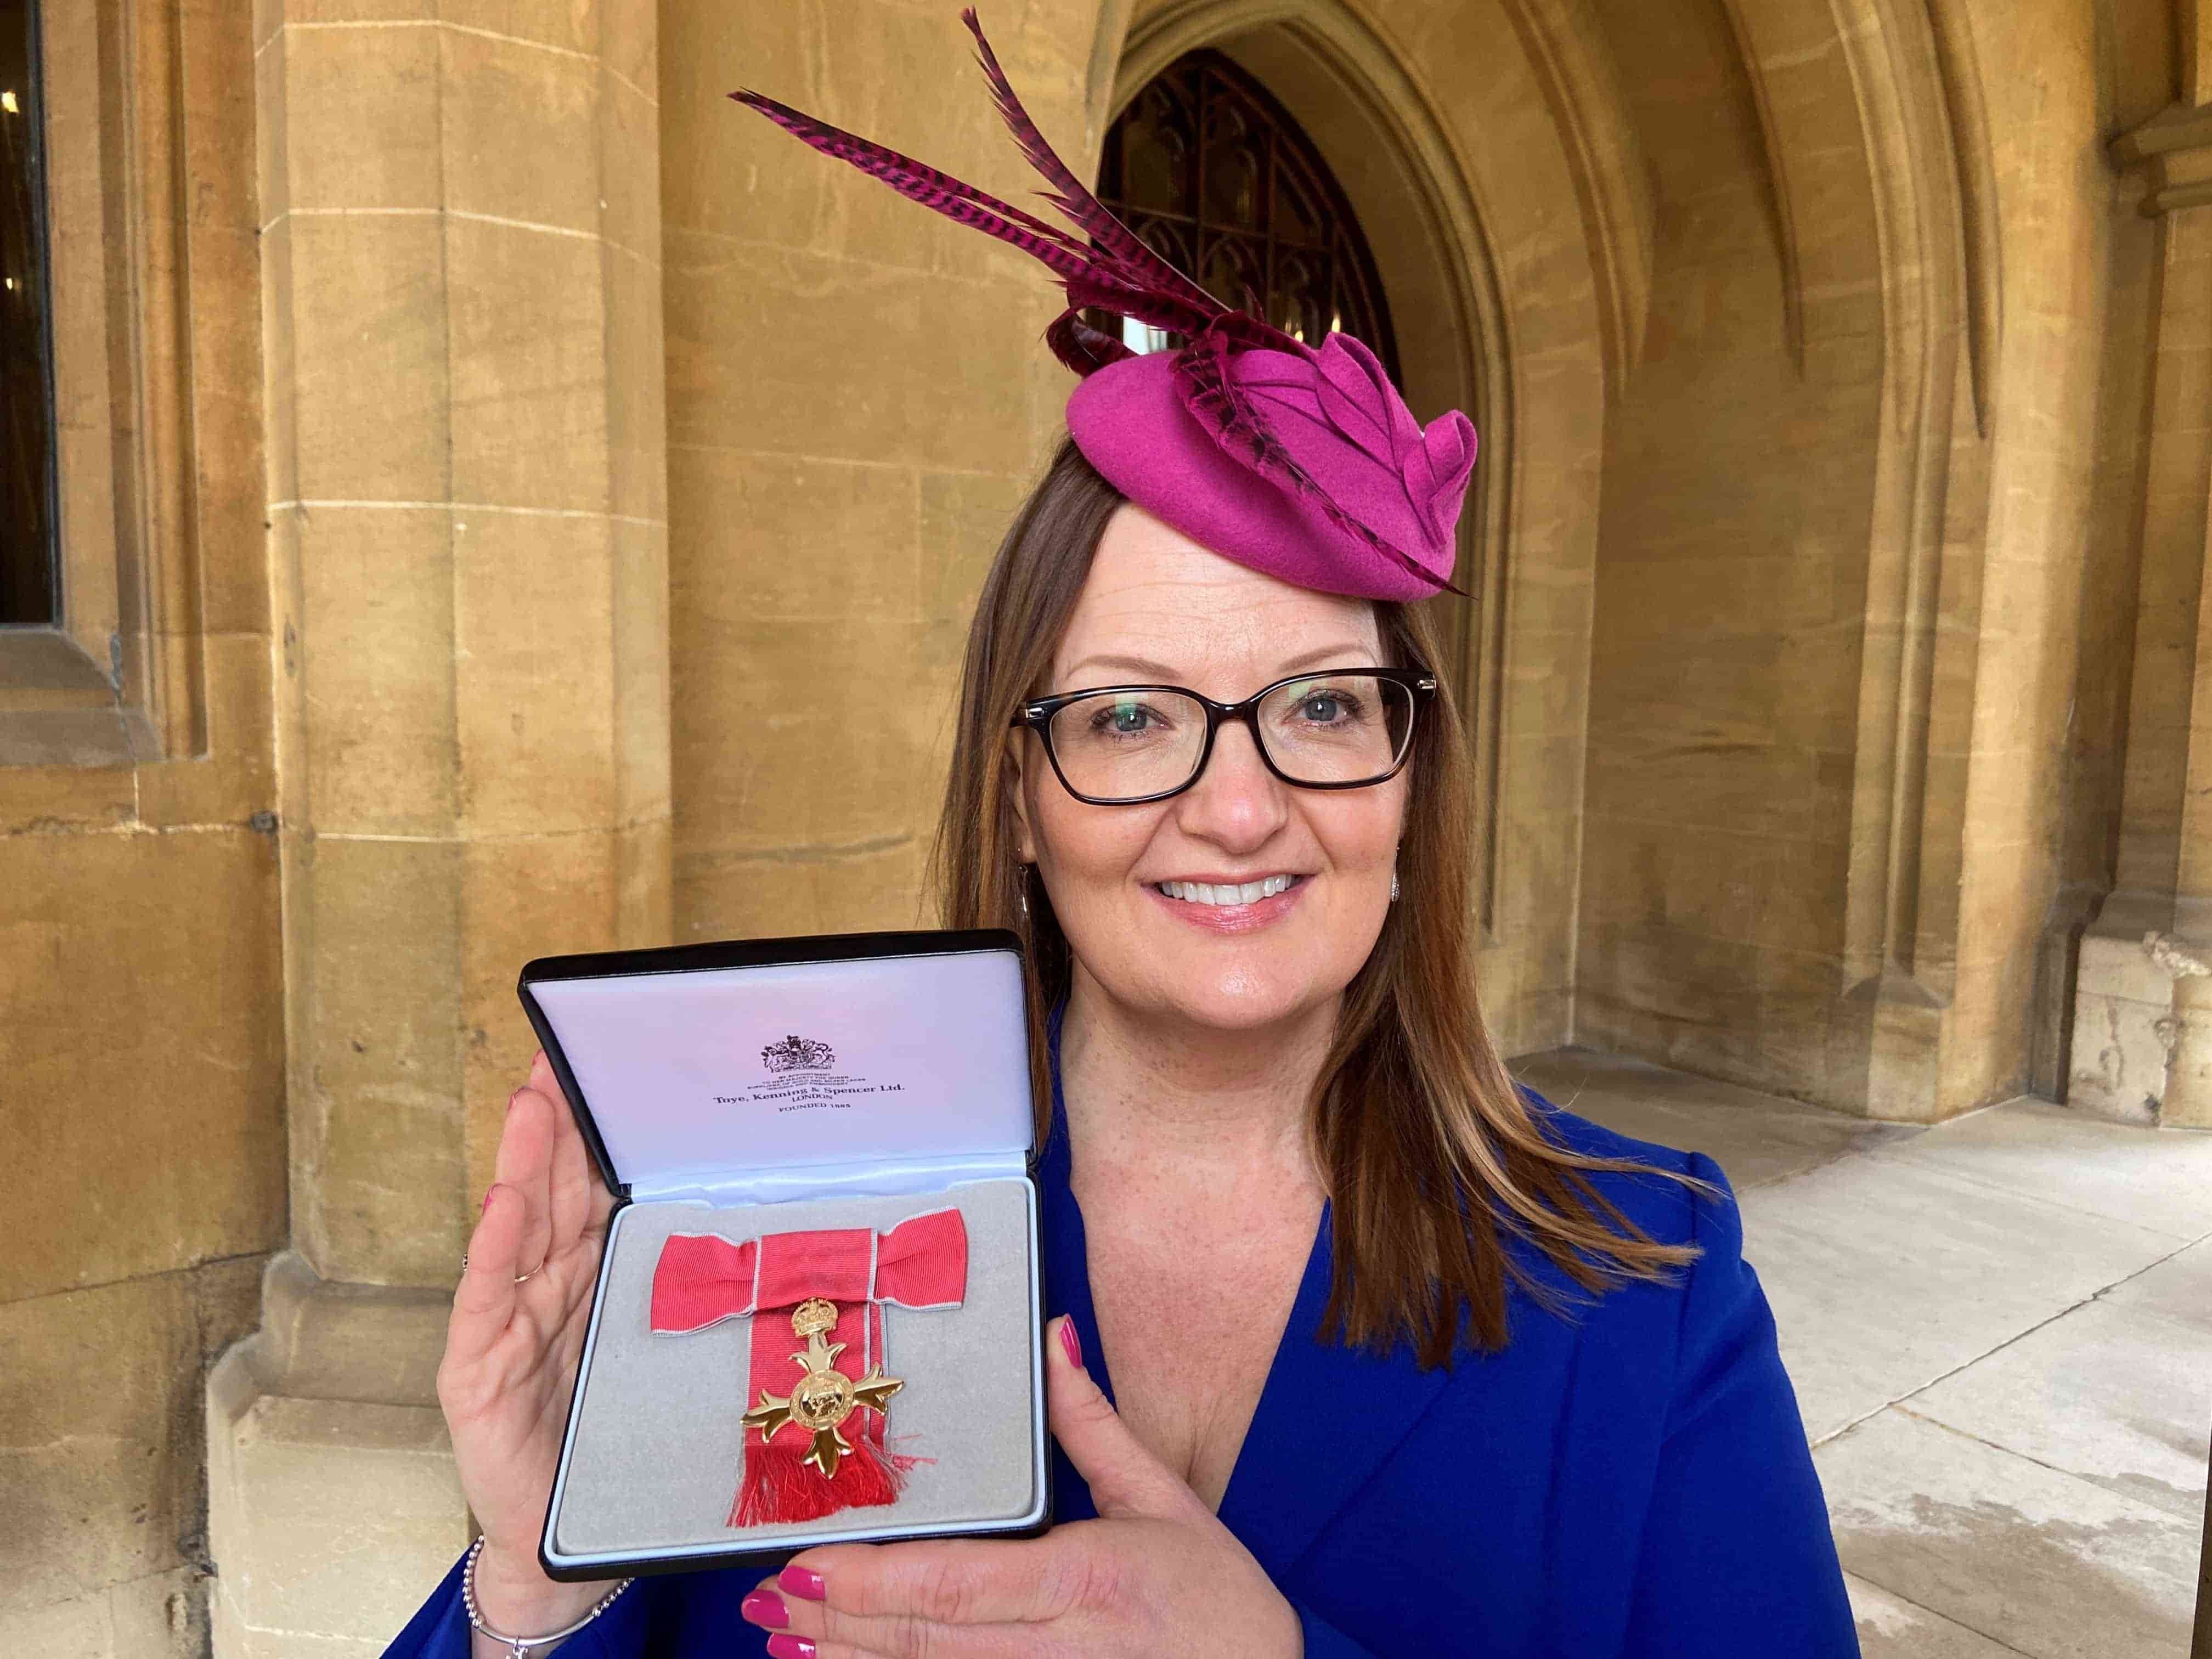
518,930,1032,1204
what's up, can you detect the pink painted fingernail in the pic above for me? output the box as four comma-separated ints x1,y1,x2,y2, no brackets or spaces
739,1589,787,1629
766,1636,816,1659
778,1565,826,1601
1059,1317,1083,1370
481,1185,497,1215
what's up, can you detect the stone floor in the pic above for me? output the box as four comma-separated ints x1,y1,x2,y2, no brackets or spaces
1513,1047,2212,1659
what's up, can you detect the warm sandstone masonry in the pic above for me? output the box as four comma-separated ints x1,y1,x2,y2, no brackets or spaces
1576,0,2126,1124
259,0,672,1292
5,1,2212,1655
0,1,284,1654
206,1,674,1652
2070,36,2212,1128
658,1,1076,952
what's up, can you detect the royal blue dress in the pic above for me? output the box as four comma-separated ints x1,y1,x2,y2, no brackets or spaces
385,1025,1859,1658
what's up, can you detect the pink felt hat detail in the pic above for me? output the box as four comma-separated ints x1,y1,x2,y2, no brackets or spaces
735,10,1476,601
1068,337,1475,601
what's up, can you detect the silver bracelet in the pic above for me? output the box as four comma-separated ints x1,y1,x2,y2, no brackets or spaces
461,1536,634,1657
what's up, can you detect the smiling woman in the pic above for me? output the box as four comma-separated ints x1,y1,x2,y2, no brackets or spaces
934,439,1706,1363
383,13,1859,1658
1007,489,1419,1060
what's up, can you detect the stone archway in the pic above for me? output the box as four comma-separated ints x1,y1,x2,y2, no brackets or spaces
1100,0,1621,1054
1568,0,2099,1124
1103,0,2068,1121
1719,0,2006,1118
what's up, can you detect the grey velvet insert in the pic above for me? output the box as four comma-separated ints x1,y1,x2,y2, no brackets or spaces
550,1180,1039,1560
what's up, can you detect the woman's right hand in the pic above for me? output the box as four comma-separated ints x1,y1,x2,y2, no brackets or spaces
436,1051,620,1639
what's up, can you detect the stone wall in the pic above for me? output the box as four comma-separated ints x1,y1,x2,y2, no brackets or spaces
1578,0,1883,1103
2067,10,2212,1125
1579,0,2181,1124
1943,0,2115,1116
0,2,283,1652
215,0,676,1649
659,1,1088,945
256,0,671,1297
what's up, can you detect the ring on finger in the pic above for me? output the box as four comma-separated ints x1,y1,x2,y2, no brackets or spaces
459,1252,544,1285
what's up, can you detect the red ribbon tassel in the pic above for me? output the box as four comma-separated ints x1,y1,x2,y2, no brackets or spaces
650,1210,969,1527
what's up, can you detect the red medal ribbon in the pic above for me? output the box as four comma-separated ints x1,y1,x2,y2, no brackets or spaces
650,1209,968,1526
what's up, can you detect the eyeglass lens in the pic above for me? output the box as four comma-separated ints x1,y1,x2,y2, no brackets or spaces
1045,673,1415,802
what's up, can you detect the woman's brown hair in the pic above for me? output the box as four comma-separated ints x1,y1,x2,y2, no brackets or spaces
929,438,1706,1368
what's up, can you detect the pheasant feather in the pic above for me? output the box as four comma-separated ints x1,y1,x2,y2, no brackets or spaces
732,15,1288,370
956,10,1221,320
732,10,1469,599
732,91,1092,280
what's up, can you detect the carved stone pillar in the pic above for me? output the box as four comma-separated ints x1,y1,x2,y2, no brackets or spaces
2068,97,2212,1126
208,4,670,1650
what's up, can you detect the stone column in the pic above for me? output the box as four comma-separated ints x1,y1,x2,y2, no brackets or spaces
2069,64,2212,1125
209,4,670,1651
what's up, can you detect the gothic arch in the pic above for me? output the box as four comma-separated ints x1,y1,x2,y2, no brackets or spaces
1092,0,2012,1109
1093,0,1620,1050
1713,0,2001,1110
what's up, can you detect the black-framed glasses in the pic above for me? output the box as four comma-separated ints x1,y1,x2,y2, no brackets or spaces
1011,668,1437,806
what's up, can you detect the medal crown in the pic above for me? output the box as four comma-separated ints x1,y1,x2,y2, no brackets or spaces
761,1032,834,1073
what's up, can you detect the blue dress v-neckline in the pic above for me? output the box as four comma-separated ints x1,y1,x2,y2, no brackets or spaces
1036,1001,1344,1535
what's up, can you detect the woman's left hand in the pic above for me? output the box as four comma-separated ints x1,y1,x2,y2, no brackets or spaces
737,1314,1302,1658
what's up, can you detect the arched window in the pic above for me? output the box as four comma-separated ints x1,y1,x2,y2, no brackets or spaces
0,0,55,626
1098,49,1399,384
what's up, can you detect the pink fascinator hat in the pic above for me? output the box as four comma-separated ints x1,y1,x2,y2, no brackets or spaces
735,11,1477,602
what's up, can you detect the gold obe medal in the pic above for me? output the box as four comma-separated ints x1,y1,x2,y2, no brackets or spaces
740,1296,905,1479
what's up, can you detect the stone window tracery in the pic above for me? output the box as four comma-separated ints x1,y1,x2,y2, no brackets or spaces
1097,48,1400,383
0,0,55,626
